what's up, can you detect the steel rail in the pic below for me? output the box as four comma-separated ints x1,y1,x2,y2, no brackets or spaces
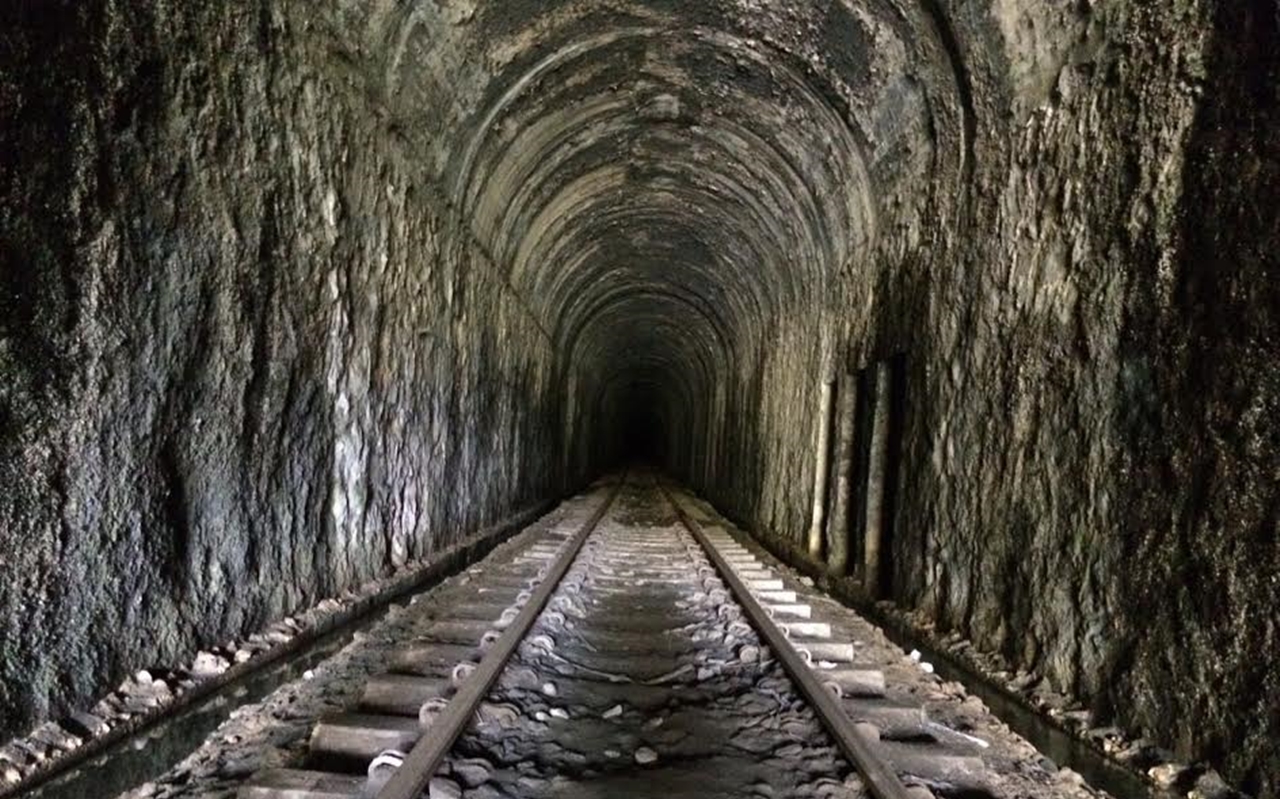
661,482,915,799
376,476,623,799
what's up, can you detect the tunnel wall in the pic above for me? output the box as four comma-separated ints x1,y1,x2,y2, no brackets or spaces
1,1,1276,792
695,2,1278,793
0,2,563,739
900,4,1278,793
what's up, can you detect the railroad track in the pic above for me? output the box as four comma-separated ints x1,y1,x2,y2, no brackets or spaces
239,473,989,799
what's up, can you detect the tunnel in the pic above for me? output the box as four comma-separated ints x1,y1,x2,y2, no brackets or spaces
0,1,1278,797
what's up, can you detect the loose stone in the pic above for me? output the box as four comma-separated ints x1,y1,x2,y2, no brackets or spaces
453,759,493,788
428,776,463,799
1149,763,1192,789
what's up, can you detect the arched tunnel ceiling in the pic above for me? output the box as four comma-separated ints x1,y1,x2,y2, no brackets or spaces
331,0,971,457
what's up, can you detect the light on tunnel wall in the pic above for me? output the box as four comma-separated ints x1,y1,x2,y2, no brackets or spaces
808,377,837,560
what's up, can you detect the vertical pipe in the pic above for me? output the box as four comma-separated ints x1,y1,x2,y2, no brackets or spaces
712,382,726,496
807,378,835,560
826,371,857,575
863,361,892,597
562,373,577,489
704,399,717,488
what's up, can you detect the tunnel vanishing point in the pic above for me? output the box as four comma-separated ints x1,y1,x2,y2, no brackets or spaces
0,1,1277,797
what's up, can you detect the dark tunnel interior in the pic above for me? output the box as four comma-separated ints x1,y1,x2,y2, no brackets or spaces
1,0,1278,795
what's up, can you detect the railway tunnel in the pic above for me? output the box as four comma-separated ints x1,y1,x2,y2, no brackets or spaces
1,1,1277,798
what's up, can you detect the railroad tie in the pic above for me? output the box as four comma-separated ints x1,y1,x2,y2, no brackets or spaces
240,478,992,799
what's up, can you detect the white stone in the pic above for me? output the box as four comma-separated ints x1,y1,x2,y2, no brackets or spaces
428,777,462,799
452,759,492,788
1149,763,1190,788
1056,768,1087,787
190,651,230,677
634,747,658,765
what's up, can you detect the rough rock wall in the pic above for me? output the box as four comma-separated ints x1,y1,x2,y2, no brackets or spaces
886,2,1279,793
0,1,562,739
2,0,1276,790
1110,3,1279,790
690,1,1277,793
716,316,830,547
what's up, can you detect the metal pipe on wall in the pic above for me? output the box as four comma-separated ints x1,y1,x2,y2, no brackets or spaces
863,361,892,597
807,377,835,560
826,371,857,575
